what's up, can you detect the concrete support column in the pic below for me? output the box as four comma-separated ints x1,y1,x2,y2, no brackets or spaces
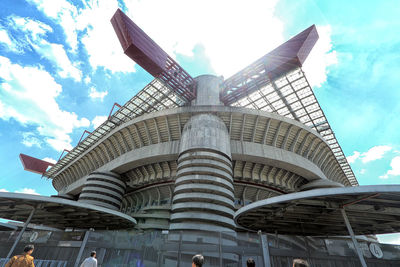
78,171,126,210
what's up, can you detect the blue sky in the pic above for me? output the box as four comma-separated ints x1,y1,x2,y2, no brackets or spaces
0,0,399,243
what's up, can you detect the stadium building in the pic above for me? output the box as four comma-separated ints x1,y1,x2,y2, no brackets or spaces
2,9,400,267
44,11,355,232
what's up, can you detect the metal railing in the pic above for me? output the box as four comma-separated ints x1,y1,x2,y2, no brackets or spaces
0,258,67,267
0,229,399,267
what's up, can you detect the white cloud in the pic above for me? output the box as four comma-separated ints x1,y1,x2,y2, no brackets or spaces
89,87,108,101
76,0,135,72
347,146,392,164
0,28,22,53
35,42,82,81
361,145,392,163
27,0,79,52
124,0,284,77
21,132,42,148
46,137,73,151
347,151,360,164
0,56,89,151
0,188,40,195
42,157,57,164
0,28,13,46
7,16,82,81
27,0,337,85
28,0,135,72
380,156,400,179
303,25,338,88
15,188,39,195
11,16,52,39
84,76,91,84
92,115,107,129
360,169,366,175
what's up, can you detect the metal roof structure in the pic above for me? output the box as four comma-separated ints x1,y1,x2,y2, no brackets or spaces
220,24,319,104
111,9,196,102
44,78,185,178
0,192,136,230
19,154,54,175
229,68,358,186
235,185,400,236
41,10,357,187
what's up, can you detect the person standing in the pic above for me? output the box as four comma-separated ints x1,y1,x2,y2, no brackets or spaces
192,254,204,267
246,258,255,267
80,251,97,267
5,244,35,267
292,258,309,267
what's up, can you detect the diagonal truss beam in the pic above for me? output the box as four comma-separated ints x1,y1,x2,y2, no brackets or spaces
229,68,358,186
221,25,318,105
111,9,195,102
44,78,185,179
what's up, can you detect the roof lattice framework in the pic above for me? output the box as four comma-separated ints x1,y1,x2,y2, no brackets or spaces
230,68,358,186
45,69,358,187
44,79,185,178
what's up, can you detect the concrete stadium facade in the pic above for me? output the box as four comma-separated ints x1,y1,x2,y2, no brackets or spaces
49,74,349,231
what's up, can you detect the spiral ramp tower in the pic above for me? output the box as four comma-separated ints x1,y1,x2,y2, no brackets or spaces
170,76,236,233
78,171,126,210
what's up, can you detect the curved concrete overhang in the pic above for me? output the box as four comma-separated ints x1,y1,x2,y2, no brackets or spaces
58,142,179,195
52,106,325,175
0,222,18,231
53,105,349,191
61,140,328,195
234,185,400,235
111,105,325,142
0,192,136,230
300,179,344,190
98,141,180,173
231,140,327,181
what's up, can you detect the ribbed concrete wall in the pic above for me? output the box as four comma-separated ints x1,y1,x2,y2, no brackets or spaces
170,114,236,232
53,104,351,193
78,172,126,210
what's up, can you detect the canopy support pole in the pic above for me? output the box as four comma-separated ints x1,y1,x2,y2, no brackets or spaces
259,231,271,267
74,231,90,267
340,208,367,267
6,206,36,259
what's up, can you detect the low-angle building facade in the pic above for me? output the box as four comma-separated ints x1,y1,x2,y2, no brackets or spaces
2,9,399,267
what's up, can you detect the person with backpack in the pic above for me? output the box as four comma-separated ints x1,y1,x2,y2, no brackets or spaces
5,244,35,267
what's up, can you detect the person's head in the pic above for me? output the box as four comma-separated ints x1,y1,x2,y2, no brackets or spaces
90,251,96,258
192,254,204,267
246,257,255,267
293,258,309,267
23,245,34,255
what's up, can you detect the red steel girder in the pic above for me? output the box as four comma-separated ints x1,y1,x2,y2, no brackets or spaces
19,154,54,175
111,9,195,102
108,102,122,119
221,25,319,105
